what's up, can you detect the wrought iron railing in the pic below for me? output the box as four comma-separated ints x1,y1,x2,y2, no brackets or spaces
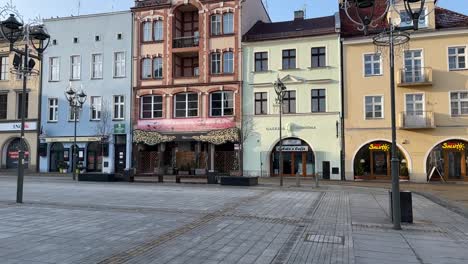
399,111,435,129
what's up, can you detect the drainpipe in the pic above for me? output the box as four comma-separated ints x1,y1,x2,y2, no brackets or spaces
129,12,135,170
340,38,346,181
36,55,44,173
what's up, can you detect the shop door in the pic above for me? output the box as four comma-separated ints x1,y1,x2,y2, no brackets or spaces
405,93,425,127
6,139,29,169
445,150,465,180
371,150,389,177
114,145,126,173
404,50,423,83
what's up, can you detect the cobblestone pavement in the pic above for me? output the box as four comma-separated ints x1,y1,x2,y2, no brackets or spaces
0,177,468,263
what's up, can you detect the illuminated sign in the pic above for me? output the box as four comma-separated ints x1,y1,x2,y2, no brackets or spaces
442,142,465,151
369,143,390,152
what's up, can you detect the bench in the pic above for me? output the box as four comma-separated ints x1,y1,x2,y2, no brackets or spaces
176,175,208,183
220,176,258,186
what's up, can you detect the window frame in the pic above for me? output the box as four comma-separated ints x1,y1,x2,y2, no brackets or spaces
153,20,164,41
49,57,60,82
142,21,152,42
311,47,327,68
153,57,163,79
254,92,268,115
282,91,296,114
91,53,103,79
282,49,296,70
140,95,163,119
16,92,29,119
174,93,199,118
48,97,58,122
211,52,222,75
254,51,269,72
0,93,7,120
210,91,234,117
141,58,152,80
363,53,383,77
223,51,234,74
70,55,81,81
222,12,234,35
448,46,467,71
114,51,126,78
210,14,222,36
113,95,125,120
0,56,9,81
90,96,102,121
311,89,327,113
449,91,468,117
364,95,384,119
69,105,79,121
400,8,428,29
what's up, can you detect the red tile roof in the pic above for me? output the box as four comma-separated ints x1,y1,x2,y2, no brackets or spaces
435,7,468,29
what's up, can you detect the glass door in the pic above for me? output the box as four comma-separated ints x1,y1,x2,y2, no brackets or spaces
405,93,425,127
404,50,423,83
446,151,463,180
372,151,388,177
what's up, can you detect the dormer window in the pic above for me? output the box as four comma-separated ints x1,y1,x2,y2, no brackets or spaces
400,9,428,29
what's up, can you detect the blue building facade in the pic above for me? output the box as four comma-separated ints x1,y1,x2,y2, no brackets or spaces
39,11,132,174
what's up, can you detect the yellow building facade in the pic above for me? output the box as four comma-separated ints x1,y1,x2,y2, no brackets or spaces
0,41,40,171
343,4,468,182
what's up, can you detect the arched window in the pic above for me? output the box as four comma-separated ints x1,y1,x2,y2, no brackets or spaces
153,57,163,79
154,20,163,41
210,14,222,35
223,52,234,74
223,12,234,34
141,58,152,79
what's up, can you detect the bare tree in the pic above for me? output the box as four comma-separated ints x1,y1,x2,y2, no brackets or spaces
95,100,112,164
239,115,256,173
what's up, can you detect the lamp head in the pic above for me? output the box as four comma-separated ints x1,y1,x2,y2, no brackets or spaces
77,90,87,105
1,14,22,31
30,25,50,41
355,0,375,9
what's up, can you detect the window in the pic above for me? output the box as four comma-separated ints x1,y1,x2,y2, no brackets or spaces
365,96,383,119
0,56,8,80
73,37,79,43
95,35,100,42
311,89,326,113
17,92,29,119
211,15,222,36
70,55,81,80
142,22,152,42
91,54,103,79
211,53,221,74
282,49,296,70
223,13,234,34
49,57,60,81
113,95,125,120
400,9,427,28
0,94,7,119
90,96,102,120
311,47,326,68
142,58,152,79
154,20,163,41
283,91,296,114
114,52,126,78
449,47,467,70
117,33,122,40
254,92,267,115
223,52,234,74
255,52,268,72
153,57,163,79
141,95,163,119
69,106,79,121
364,54,382,76
450,92,468,116
52,39,57,45
210,91,234,117
174,93,198,118
48,98,58,122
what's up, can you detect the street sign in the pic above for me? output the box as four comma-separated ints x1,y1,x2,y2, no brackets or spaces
114,123,126,134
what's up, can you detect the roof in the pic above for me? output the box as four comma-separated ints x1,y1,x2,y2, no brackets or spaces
340,1,468,38
243,15,337,42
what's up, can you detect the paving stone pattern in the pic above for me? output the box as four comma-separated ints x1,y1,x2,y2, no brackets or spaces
0,177,468,263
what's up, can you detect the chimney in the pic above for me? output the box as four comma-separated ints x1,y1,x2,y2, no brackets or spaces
294,10,305,21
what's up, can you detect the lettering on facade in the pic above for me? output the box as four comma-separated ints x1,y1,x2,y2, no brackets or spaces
276,146,309,152
442,142,465,151
369,143,390,152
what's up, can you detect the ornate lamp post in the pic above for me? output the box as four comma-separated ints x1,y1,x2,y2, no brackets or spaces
65,84,87,181
274,78,286,187
341,0,433,230
0,4,50,203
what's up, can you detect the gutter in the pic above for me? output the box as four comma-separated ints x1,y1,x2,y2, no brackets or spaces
36,56,44,173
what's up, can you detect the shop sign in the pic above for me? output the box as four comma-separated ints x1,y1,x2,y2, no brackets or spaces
369,143,390,152
282,139,301,146
276,146,309,152
0,122,37,132
44,137,102,143
114,124,126,134
442,142,465,151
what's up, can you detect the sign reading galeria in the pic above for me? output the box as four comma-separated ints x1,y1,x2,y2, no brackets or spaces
0,122,37,131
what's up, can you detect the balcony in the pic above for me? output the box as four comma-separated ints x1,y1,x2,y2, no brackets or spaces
173,36,199,49
398,67,433,87
399,111,435,129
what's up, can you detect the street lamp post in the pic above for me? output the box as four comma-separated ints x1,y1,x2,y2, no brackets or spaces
65,85,87,181
341,0,432,230
274,78,286,187
0,5,50,203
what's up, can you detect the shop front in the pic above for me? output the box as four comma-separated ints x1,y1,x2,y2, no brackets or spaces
0,121,38,170
270,138,315,177
427,139,468,182
353,140,409,180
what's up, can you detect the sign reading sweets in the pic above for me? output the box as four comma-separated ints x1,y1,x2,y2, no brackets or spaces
369,143,390,152
442,142,465,151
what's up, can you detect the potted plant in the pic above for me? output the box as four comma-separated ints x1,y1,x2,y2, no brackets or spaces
58,161,69,173
355,159,366,180
77,162,85,174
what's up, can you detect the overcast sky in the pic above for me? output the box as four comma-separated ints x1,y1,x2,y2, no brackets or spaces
1,0,467,22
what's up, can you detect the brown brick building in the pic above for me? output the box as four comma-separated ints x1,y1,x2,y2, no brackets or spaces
131,0,269,174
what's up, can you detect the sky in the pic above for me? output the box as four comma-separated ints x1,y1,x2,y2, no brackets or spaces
0,0,467,22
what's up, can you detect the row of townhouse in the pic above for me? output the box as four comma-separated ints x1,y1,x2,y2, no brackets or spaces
1,0,466,183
